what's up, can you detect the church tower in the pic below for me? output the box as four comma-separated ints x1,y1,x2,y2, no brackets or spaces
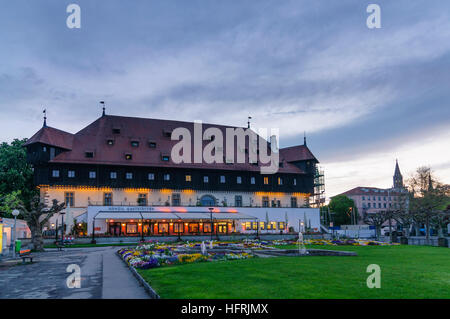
393,159,403,189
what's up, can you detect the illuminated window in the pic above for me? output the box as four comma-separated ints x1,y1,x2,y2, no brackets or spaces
158,223,169,233
262,196,269,207
278,177,283,185
126,172,133,179
188,223,199,233
148,173,155,180
64,192,74,207
174,223,183,233
68,170,75,178
244,222,252,230
264,177,269,185
278,222,285,230
252,222,258,230
52,170,60,178
164,174,170,181
203,223,212,233
259,222,265,230
131,141,139,147
203,176,209,183
89,171,96,179
125,153,132,160
110,172,117,179
126,224,138,234
185,175,191,182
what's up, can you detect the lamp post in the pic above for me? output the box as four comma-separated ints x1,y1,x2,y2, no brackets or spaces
12,209,20,258
60,211,66,245
208,207,214,241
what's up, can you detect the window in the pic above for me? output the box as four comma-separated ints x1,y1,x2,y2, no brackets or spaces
291,197,298,208
148,173,155,180
262,196,269,207
278,222,285,230
235,195,242,207
50,147,55,160
131,141,139,147
237,176,242,184
126,224,138,234
125,153,132,160
112,128,121,134
158,223,169,233
203,176,209,183
363,203,367,208
264,177,269,185
126,172,133,180
278,177,283,185
188,223,199,233
185,175,191,182
43,146,47,152
259,222,266,230
52,170,60,178
85,152,94,158
64,192,74,207
362,196,365,200
383,203,387,208
244,222,252,230
163,174,170,181
378,203,381,208
251,177,255,184
368,203,371,208
110,172,117,179
203,223,212,233
138,194,147,206
106,139,114,146
89,171,96,179
148,141,157,148
104,193,113,206
68,170,75,178
174,223,183,233
293,178,297,186
220,176,226,183
162,155,170,161
172,193,181,206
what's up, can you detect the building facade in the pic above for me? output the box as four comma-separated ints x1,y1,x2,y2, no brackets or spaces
25,112,321,236
337,160,408,224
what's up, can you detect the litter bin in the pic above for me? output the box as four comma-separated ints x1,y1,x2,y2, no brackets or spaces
15,240,22,253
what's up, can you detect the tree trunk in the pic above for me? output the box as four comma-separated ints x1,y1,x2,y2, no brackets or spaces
425,216,430,245
388,218,392,243
414,223,420,237
29,221,44,251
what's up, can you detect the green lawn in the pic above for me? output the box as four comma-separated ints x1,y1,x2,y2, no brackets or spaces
137,245,450,299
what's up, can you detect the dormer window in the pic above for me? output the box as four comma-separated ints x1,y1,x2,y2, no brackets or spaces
126,172,133,180
85,151,94,158
106,139,114,146
162,129,172,137
125,153,132,160
112,128,121,134
148,141,157,148
161,154,170,162
131,141,139,147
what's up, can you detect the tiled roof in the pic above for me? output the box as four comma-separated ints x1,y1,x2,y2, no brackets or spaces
24,126,73,150
25,115,318,174
338,187,406,197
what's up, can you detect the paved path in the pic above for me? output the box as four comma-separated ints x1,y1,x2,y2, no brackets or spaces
0,246,149,299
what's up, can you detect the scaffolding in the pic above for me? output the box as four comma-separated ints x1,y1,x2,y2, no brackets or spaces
310,166,325,208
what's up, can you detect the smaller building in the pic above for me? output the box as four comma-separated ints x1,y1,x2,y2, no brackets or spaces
336,160,409,224
0,218,31,254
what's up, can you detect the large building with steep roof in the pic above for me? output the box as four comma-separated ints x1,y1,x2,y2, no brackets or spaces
24,111,321,237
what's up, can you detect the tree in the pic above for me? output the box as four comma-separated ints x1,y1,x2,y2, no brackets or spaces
328,195,355,226
363,211,387,239
2,192,65,251
394,209,414,237
0,139,37,215
407,167,450,244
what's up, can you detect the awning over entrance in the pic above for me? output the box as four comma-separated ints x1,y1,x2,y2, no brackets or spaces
93,211,256,221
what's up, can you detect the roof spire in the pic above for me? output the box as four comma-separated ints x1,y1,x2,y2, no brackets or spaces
100,101,105,116
43,109,47,127
247,116,252,129
304,131,307,146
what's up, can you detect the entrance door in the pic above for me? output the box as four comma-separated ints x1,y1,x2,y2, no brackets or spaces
218,224,228,234
109,223,121,236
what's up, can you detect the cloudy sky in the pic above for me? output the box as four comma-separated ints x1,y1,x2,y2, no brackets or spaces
1,0,449,198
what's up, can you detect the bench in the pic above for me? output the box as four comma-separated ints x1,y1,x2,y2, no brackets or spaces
19,249,33,264
55,243,65,251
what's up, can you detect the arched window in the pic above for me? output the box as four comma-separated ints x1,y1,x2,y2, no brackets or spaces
200,195,216,206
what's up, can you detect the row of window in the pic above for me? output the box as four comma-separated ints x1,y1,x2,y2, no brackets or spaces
363,202,399,209
52,170,296,185
63,192,300,208
243,221,286,231
362,196,400,201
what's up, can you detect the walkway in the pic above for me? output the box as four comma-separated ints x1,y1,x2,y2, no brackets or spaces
0,246,149,299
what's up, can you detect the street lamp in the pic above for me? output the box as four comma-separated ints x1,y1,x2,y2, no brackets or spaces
11,209,20,258
208,207,214,241
60,211,66,245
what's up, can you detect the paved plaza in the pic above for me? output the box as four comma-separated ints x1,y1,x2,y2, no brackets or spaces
0,247,149,299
